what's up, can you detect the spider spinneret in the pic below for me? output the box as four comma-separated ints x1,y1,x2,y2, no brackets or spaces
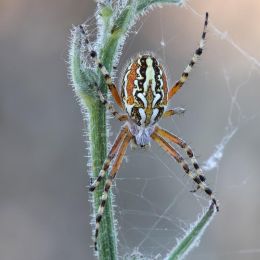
82,12,218,251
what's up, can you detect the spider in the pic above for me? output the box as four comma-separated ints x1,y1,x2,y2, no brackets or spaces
83,12,219,251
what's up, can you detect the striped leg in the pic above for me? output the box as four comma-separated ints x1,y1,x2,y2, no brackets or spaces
162,108,186,118
79,25,124,110
151,131,219,211
154,126,206,192
95,85,128,121
168,12,209,100
94,132,132,251
89,50,124,110
89,126,129,192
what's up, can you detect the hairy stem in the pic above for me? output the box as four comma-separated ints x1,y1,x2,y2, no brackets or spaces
69,25,118,259
89,102,117,258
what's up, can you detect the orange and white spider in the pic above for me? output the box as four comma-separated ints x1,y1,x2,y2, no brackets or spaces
84,12,218,250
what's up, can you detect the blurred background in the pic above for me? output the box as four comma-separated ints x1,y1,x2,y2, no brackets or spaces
1,0,260,259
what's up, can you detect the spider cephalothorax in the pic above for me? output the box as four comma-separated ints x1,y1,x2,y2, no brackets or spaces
82,12,218,251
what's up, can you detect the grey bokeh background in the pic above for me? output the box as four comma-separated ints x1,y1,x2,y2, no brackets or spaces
1,0,260,259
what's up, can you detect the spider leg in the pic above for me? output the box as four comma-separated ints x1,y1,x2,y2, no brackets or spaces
90,52,124,110
79,25,124,110
154,126,205,190
94,131,132,251
95,84,128,121
89,126,129,192
162,108,186,118
168,12,209,100
151,130,219,211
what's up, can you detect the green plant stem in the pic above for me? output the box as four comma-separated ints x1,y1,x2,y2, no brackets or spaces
89,102,118,259
91,3,138,259
69,26,118,259
70,3,139,259
167,203,215,260
93,5,119,258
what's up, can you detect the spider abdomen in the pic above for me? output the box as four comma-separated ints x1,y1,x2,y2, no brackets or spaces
122,54,168,127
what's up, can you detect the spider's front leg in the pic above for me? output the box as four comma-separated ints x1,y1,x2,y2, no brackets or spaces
94,84,128,122
168,12,209,100
93,131,132,250
79,24,124,110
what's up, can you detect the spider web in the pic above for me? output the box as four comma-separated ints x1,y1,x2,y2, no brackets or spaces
85,2,260,259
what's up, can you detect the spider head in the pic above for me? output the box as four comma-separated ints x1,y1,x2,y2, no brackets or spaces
121,54,168,127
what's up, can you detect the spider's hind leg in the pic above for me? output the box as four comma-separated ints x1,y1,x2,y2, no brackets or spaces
89,126,129,192
93,131,132,250
151,129,219,211
154,127,206,191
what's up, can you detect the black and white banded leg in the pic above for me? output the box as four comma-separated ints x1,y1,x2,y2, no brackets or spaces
89,126,129,192
168,12,209,99
93,131,132,250
151,130,219,211
154,127,206,193
89,53,124,110
94,84,128,121
78,24,124,109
